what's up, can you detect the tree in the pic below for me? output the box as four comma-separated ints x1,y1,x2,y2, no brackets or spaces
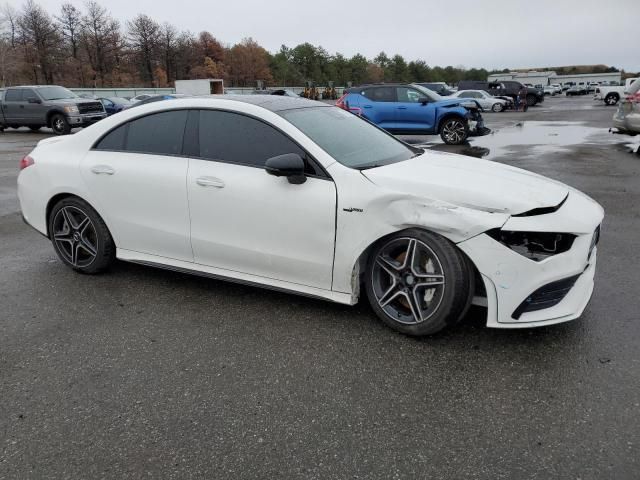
127,13,160,86
348,54,368,85
158,22,177,84
17,0,59,83
226,37,271,87
80,1,122,86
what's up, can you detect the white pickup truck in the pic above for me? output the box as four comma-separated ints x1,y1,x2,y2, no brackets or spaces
595,78,639,106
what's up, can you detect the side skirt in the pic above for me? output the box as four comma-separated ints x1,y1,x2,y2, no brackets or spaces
117,248,357,306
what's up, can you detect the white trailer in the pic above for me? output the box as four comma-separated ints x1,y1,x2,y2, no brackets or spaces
175,79,224,96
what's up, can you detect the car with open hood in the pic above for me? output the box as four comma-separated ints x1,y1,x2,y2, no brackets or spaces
17,96,603,336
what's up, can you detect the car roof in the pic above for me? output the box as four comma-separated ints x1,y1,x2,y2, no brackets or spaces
201,94,328,112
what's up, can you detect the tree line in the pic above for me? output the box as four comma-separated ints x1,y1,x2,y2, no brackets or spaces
0,1,625,89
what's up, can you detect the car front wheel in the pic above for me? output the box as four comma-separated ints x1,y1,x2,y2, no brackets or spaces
49,197,115,274
439,117,469,145
50,114,71,135
365,229,473,336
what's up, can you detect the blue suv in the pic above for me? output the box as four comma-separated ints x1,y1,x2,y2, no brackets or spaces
337,84,488,145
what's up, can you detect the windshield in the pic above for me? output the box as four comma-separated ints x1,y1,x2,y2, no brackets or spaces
38,86,78,100
411,84,443,101
279,107,419,169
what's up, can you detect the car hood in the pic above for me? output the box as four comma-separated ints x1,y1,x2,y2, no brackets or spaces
361,151,569,215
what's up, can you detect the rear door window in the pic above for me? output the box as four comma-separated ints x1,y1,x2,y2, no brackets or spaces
4,89,23,101
362,87,395,102
125,110,188,155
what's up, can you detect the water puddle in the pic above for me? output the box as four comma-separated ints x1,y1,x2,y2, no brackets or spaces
468,121,614,159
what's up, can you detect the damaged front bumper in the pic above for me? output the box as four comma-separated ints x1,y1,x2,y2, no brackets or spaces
457,190,604,328
467,109,491,137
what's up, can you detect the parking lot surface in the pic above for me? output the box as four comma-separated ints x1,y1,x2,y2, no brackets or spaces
1,96,639,479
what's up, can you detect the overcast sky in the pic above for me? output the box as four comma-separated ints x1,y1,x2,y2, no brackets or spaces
14,0,640,71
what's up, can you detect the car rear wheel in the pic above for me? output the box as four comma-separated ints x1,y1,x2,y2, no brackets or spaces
48,197,115,274
491,103,503,112
50,114,71,135
365,229,472,336
605,94,619,106
440,117,469,145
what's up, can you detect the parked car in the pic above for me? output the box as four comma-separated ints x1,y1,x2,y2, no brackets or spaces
550,84,562,94
566,85,587,96
586,83,600,94
125,94,187,109
450,90,509,112
414,82,454,96
595,78,639,106
0,85,106,135
458,80,544,106
612,79,640,136
543,86,556,96
98,97,131,115
130,94,153,103
16,96,604,336
337,84,489,144
251,89,300,97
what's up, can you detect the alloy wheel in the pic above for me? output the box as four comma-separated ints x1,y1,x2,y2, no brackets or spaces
53,118,65,133
52,206,99,267
371,238,446,325
442,120,466,143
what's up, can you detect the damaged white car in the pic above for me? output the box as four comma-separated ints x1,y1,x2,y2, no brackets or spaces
17,96,604,336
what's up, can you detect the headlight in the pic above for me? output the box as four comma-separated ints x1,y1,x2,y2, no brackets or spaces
487,229,576,261
63,105,79,114
459,101,477,109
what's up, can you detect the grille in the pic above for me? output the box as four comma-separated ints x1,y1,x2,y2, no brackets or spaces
512,274,581,320
78,102,104,114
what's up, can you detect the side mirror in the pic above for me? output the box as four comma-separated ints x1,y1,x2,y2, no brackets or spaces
27,97,41,104
265,153,307,184
418,97,429,105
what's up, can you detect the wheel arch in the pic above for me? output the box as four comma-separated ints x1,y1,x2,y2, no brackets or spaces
45,192,113,242
45,109,66,128
348,226,484,301
435,112,467,133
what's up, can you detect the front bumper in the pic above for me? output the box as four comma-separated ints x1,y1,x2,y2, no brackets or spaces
67,113,107,126
458,190,603,328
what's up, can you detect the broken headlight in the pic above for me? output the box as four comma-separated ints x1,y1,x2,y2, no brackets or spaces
487,229,576,261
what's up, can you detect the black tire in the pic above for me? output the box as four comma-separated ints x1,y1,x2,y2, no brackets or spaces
526,95,537,106
491,103,503,112
365,229,472,336
50,113,71,135
48,197,115,274
605,93,619,106
439,116,469,145
29,126,41,132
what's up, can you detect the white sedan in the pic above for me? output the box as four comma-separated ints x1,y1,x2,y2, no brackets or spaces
450,90,510,112
17,96,603,336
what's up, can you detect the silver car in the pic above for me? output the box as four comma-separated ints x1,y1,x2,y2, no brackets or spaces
612,80,640,135
451,90,509,112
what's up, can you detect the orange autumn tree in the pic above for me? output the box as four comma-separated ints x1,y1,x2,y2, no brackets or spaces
226,37,272,87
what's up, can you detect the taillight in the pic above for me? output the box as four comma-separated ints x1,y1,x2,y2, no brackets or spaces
19,155,34,170
335,93,348,110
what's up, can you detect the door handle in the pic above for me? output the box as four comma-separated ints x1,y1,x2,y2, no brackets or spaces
363,105,372,109
397,106,407,110
196,176,225,188
91,165,115,175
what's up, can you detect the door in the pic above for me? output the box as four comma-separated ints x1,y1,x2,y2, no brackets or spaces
359,87,397,129
187,109,337,290
81,109,193,262
394,86,436,132
21,89,47,125
2,88,26,123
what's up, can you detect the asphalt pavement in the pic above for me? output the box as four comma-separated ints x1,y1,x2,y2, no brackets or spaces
1,96,639,479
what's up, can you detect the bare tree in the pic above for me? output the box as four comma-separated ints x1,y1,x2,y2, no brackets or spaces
127,14,160,86
2,3,18,48
159,22,177,85
80,1,121,86
17,0,59,83
56,3,81,59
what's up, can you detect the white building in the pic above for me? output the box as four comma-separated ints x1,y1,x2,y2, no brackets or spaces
487,71,622,86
